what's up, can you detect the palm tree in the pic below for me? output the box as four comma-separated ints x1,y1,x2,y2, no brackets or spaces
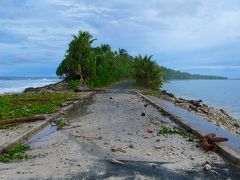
100,44,111,54
56,31,96,82
133,55,163,89
118,48,128,57
72,31,96,82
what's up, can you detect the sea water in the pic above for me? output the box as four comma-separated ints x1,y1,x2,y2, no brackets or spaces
0,77,60,94
163,80,240,121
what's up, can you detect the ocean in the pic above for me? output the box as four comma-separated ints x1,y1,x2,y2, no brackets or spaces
0,77,61,94
162,80,240,121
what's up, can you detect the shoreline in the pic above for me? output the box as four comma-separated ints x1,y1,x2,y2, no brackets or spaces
1,80,240,136
156,90,240,136
162,79,240,120
0,77,60,95
0,81,239,178
1,80,239,136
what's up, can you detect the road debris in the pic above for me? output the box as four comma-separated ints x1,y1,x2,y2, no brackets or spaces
129,143,134,148
147,128,153,133
0,115,47,126
60,125,82,130
200,133,228,151
204,164,212,171
110,158,125,165
111,145,127,153
146,152,151,156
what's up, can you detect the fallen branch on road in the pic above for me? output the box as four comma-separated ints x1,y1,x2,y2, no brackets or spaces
10,98,50,104
60,125,82,130
0,115,47,126
110,158,125,165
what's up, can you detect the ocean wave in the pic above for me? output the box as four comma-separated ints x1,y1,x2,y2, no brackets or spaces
0,78,60,94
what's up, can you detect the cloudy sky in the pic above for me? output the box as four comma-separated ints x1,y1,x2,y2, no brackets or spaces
1,0,240,78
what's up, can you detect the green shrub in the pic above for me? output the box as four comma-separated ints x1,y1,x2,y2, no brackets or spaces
68,80,80,90
142,90,161,96
0,92,85,121
158,126,189,137
0,145,31,163
133,55,163,89
55,117,69,129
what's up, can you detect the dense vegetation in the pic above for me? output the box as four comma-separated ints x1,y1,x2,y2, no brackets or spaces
0,93,86,121
56,30,227,88
133,55,163,88
162,67,227,80
56,31,163,88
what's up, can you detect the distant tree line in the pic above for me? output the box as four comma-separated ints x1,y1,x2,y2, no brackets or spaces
56,31,227,89
56,31,163,89
161,67,227,80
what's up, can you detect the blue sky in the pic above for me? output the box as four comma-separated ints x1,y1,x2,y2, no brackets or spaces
1,0,240,78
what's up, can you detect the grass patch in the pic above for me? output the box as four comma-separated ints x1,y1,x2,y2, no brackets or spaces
0,92,85,121
0,145,32,163
141,90,161,96
158,126,190,137
54,117,69,129
0,124,17,130
132,82,146,90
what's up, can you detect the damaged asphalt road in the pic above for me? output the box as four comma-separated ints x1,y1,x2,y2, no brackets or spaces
0,90,239,179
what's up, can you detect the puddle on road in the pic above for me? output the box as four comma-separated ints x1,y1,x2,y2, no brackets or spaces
27,124,59,148
27,98,95,148
65,98,95,121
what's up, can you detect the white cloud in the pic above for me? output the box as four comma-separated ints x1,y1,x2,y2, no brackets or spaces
1,0,240,76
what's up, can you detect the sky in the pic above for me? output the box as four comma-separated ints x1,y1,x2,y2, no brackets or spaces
1,0,240,78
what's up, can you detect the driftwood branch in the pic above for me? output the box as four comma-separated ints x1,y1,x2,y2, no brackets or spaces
10,98,50,104
0,115,47,126
74,89,105,92
60,125,82,130
110,158,125,165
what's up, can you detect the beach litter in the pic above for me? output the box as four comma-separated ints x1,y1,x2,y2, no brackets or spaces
111,145,127,153
200,133,228,151
204,163,212,171
147,127,153,133
110,158,125,165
